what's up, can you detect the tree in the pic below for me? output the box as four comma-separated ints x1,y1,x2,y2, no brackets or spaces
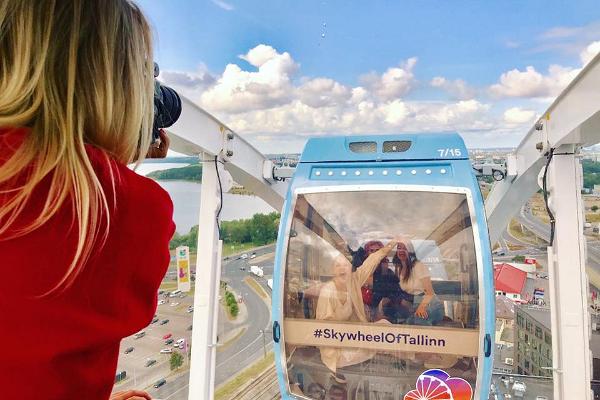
512,255,525,263
593,205,599,212
170,351,184,371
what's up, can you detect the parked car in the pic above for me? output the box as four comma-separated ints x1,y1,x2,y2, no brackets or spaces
250,253,256,259
160,319,169,325
187,324,193,331
162,333,172,340
151,316,159,324
240,254,248,260
170,302,180,307
160,348,173,354
124,347,134,354
158,300,166,305
165,338,174,345
153,378,166,388
187,306,194,313
133,331,145,339
144,359,157,367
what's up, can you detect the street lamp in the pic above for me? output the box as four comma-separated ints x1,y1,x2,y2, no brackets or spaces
258,329,272,359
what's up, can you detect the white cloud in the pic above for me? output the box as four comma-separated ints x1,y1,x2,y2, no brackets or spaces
199,45,298,113
360,58,418,101
580,41,600,65
489,65,579,98
503,107,536,125
210,0,234,11
297,78,352,108
431,76,476,100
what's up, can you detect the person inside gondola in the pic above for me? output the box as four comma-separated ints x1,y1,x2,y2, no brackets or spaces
315,239,398,383
362,240,411,323
393,240,444,326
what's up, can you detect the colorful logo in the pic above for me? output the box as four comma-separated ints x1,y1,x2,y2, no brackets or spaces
403,369,473,400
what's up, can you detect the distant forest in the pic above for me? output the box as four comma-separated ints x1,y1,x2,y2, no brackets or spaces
170,212,280,250
147,163,202,181
583,160,600,189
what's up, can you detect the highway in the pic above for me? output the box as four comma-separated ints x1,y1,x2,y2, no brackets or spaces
147,244,276,400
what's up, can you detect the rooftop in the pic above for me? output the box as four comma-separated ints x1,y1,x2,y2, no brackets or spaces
518,305,552,330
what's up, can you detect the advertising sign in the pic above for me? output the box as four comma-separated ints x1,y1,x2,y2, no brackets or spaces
176,246,191,292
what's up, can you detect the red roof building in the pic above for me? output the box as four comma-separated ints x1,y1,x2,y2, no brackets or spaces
494,263,527,295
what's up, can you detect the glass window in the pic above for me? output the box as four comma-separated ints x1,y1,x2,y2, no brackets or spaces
535,326,543,339
545,332,552,345
281,190,480,397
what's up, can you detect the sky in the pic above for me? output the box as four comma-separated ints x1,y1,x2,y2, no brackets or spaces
137,0,600,153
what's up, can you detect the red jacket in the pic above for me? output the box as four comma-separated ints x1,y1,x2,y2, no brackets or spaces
0,127,175,399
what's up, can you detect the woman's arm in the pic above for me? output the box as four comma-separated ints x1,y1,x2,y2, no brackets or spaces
355,239,398,286
415,272,436,318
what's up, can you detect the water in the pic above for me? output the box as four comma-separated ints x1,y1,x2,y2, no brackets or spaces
130,163,275,234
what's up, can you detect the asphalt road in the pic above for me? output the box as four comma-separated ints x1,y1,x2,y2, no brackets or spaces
145,244,276,400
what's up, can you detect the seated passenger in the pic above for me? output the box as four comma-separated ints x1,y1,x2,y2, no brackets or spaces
363,240,411,323
316,239,398,383
394,240,444,326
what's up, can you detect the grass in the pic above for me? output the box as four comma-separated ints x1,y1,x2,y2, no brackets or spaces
244,276,268,299
508,219,537,244
215,352,275,400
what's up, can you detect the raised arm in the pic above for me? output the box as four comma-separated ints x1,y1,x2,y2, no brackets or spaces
355,239,398,286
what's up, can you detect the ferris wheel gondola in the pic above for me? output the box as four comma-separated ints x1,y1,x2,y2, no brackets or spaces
271,133,494,400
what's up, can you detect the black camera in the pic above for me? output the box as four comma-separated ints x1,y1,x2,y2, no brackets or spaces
152,62,182,142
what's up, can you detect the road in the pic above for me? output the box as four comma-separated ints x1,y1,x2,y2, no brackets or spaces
146,244,276,400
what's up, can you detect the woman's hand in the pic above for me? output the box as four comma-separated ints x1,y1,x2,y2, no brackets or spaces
110,390,151,400
415,303,428,319
146,129,170,159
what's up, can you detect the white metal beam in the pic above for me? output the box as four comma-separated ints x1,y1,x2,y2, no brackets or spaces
166,96,288,211
486,52,600,243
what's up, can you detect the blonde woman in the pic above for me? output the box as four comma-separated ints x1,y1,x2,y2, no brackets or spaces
0,2,174,399
316,239,398,383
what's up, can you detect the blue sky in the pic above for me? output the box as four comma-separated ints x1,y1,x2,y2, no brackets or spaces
137,0,600,153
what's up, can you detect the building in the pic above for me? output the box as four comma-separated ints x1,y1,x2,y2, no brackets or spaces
495,295,515,347
514,305,553,377
494,263,527,302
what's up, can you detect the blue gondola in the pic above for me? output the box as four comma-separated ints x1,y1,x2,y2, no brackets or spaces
272,133,494,400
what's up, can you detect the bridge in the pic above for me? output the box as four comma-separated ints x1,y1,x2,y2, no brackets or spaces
161,52,600,399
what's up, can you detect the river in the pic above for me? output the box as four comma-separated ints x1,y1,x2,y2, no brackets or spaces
130,162,275,234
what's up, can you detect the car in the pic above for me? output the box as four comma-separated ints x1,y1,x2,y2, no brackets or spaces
158,290,164,295
165,338,174,345
162,333,172,340
240,253,248,259
170,302,180,307
151,316,159,324
169,290,182,298
158,300,166,305
535,397,548,400
250,253,256,259
133,331,145,339
187,306,194,313
144,359,157,367
153,378,166,388
160,348,173,354
175,338,185,345
160,319,169,325
124,347,134,354
187,324,193,331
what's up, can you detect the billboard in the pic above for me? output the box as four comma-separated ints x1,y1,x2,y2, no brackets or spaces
176,246,191,292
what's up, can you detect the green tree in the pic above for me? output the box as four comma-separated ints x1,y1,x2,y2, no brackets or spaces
512,255,525,263
593,205,599,212
170,351,184,371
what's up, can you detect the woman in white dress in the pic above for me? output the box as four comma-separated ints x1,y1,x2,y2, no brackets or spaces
316,239,398,383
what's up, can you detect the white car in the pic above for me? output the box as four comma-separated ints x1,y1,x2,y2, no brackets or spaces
170,302,180,307
160,348,173,354
250,254,256,259
187,306,194,313
158,300,166,305
240,254,248,259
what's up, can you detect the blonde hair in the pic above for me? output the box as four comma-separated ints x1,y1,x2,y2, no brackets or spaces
0,0,154,295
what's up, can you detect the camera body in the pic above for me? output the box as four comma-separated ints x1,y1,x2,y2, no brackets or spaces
153,62,182,142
